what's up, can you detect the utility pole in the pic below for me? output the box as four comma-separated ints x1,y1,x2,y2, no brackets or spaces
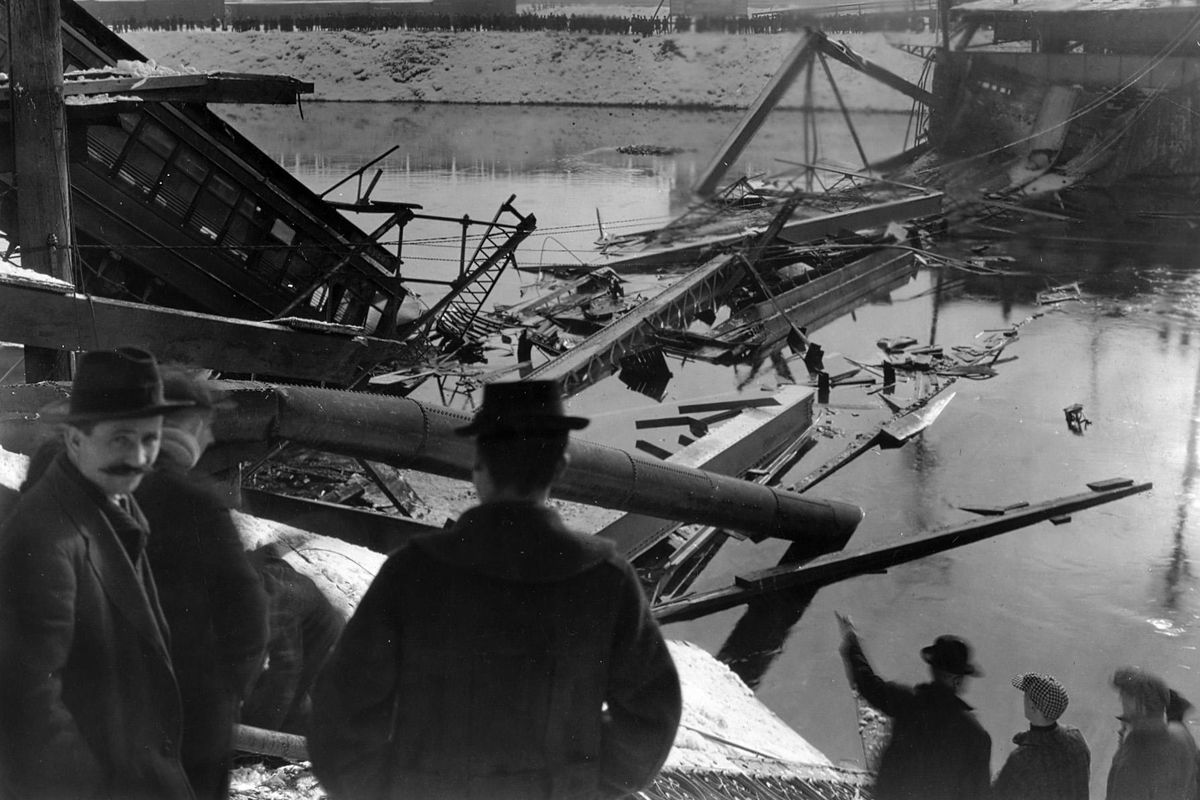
7,0,75,381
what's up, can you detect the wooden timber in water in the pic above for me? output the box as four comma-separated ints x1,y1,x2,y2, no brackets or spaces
653,479,1153,623
599,385,816,561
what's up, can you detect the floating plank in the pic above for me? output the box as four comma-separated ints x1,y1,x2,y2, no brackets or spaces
636,416,701,430
959,501,1031,516
654,479,1153,623
635,440,674,460
603,385,815,559
791,383,955,493
678,397,782,414
879,389,956,444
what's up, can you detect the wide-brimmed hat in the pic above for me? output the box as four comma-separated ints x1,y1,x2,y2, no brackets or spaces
455,380,589,437
1013,672,1069,720
921,635,982,677
46,347,194,424
160,371,236,413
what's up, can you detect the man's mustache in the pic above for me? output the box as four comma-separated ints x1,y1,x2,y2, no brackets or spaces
101,465,149,477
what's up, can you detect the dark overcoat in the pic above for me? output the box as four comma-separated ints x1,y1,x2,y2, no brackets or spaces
309,501,682,800
1106,721,1198,800
138,465,269,800
0,455,194,800
992,723,1091,800
842,635,992,800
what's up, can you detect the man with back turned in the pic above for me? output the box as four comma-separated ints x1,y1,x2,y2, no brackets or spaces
0,347,195,799
310,379,682,800
837,613,992,800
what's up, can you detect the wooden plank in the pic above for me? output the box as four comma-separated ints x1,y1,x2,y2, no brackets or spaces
0,282,403,384
678,397,781,414
603,385,814,559
11,0,73,381
654,479,1153,623
815,33,939,109
879,389,956,443
0,72,314,106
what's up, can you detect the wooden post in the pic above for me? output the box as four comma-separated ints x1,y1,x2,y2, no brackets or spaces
7,0,75,381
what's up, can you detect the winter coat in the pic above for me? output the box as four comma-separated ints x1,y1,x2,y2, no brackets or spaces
992,723,1091,800
241,545,344,735
0,455,194,800
138,465,270,800
309,501,682,800
1106,721,1198,800
841,634,992,800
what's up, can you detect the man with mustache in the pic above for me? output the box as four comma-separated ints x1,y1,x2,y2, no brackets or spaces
0,347,197,800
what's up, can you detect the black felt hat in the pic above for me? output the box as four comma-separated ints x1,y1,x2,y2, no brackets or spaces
921,635,982,677
455,380,589,437
47,347,195,424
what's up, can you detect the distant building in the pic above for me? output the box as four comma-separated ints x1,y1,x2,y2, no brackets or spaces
669,0,747,16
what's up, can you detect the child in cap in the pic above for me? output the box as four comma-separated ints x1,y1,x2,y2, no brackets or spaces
992,672,1090,800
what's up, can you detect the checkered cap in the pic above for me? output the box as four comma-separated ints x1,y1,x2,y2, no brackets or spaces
1013,673,1069,721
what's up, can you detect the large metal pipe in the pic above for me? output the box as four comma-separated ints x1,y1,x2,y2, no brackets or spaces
213,381,863,544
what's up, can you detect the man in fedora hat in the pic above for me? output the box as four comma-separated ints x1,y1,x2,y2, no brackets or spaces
837,613,991,800
310,379,682,800
0,347,196,800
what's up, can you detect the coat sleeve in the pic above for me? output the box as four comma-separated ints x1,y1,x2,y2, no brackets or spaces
0,524,107,797
599,560,682,797
963,725,992,800
197,496,269,698
308,557,404,800
991,747,1030,800
839,633,915,718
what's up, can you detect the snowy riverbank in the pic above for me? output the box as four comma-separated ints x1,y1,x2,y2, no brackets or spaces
123,27,928,110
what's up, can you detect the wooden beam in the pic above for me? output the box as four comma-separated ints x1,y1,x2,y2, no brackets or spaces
693,32,817,197
9,0,74,381
653,479,1152,623
0,280,405,384
815,33,939,109
0,71,314,106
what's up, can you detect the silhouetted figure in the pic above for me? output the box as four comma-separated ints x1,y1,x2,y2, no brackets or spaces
137,373,269,800
241,543,344,736
310,380,681,800
992,672,1090,800
1107,666,1198,800
837,613,992,800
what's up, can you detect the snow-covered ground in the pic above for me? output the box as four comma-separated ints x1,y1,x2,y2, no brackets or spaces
0,444,852,798
123,26,930,110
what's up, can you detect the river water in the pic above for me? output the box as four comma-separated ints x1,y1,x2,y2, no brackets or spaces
224,101,1200,795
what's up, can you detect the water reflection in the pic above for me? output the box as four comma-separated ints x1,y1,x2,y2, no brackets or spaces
1159,347,1200,613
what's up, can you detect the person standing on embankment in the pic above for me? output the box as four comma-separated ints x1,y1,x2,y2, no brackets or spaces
309,379,682,800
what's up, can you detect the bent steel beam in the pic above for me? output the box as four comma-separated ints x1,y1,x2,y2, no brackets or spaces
213,381,863,545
